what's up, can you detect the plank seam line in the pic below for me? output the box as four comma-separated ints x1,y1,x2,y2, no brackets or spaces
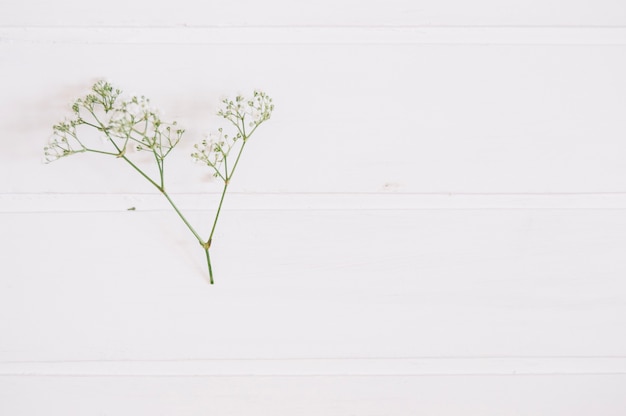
2,373,626,378
4,25,626,29
3,356,626,364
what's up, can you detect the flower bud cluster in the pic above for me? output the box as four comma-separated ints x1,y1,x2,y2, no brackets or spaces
218,90,274,130
109,95,184,160
192,91,273,181
44,80,183,163
44,81,274,284
191,128,243,180
43,119,84,162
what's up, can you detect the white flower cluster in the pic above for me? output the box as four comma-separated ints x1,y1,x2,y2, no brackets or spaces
218,90,274,129
43,119,82,162
192,91,274,181
44,80,183,163
191,128,242,181
109,95,183,160
44,81,275,285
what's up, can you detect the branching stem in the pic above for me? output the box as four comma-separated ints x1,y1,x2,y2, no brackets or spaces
46,82,273,285
207,138,248,244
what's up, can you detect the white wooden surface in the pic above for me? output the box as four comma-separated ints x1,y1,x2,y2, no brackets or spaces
2,1,626,414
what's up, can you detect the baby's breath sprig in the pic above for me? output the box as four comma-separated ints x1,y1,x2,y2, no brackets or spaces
45,81,274,285
192,91,274,251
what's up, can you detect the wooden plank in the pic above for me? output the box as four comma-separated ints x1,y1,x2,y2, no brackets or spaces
3,2,626,414
6,192,626,213
1,208,625,361
2,0,626,27
2,375,626,415
2,357,626,377
1,37,626,194
4,27,626,45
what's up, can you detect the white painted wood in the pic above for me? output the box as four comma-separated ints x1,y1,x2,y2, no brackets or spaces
5,27,626,45
2,30,626,194
2,357,626,377
7,192,626,213
3,1,626,413
2,375,625,416
2,208,626,361
1,0,625,27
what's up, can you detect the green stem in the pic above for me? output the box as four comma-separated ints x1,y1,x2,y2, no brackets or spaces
228,139,248,180
83,104,214,283
117,155,203,242
119,155,160,189
205,249,214,285
121,152,213,282
153,152,164,188
160,188,204,245
85,148,122,157
159,160,164,188
80,120,105,130
207,138,248,246
208,181,229,243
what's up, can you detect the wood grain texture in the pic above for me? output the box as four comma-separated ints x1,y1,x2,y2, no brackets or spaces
2,375,626,416
2,208,625,361
2,0,626,27
2,1,626,413
2,31,626,194
3,357,626,377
